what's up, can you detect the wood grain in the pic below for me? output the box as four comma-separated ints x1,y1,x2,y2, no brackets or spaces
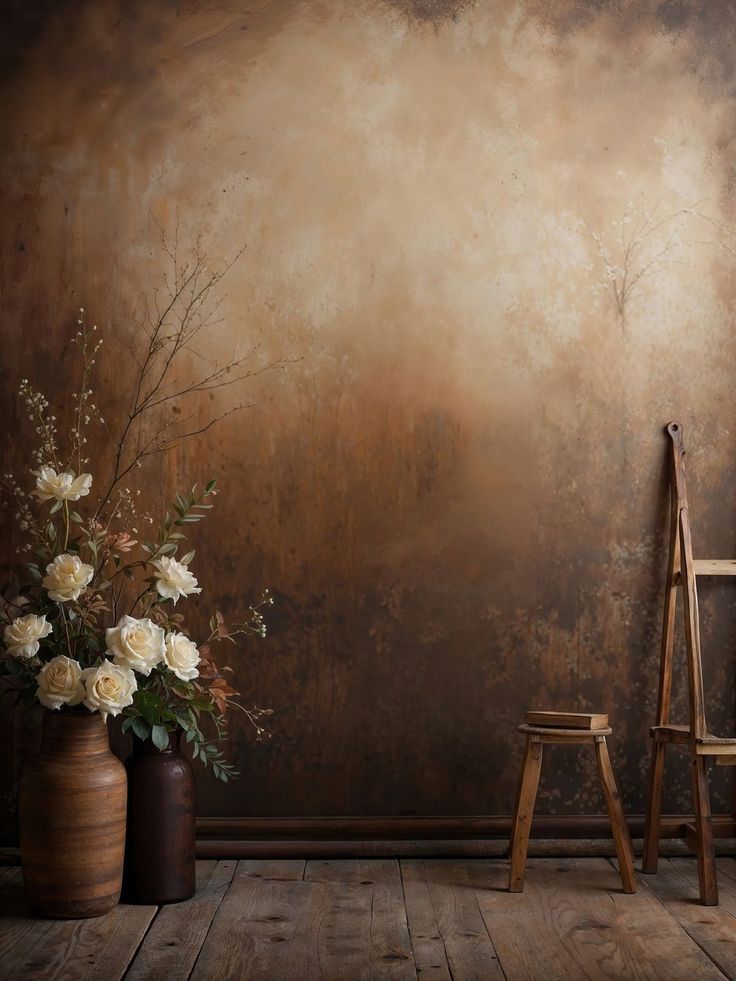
3,858,736,979
478,857,726,981
400,860,452,981
525,712,608,730
126,860,237,981
638,857,736,980
304,859,416,979
402,860,505,981
189,859,326,981
0,884,156,981
19,712,127,919
508,736,543,892
594,737,636,893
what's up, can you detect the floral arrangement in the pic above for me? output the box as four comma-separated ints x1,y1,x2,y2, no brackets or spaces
1,239,278,780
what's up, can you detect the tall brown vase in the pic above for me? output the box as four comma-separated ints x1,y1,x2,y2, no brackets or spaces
123,729,196,904
19,710,127,918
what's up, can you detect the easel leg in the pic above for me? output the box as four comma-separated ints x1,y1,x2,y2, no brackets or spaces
642,740,666,874
508,736,542,893
691,754,718,906
595,738,636,894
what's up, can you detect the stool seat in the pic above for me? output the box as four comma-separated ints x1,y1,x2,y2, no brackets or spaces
509,712,636,895
517,723,613,738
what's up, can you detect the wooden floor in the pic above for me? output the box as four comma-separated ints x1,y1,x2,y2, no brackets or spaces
3,857,736,979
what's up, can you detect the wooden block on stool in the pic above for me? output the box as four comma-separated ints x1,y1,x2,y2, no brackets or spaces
525,711,609,730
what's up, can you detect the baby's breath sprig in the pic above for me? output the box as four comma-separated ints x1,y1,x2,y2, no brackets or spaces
18,379,59,471
69,307,104,475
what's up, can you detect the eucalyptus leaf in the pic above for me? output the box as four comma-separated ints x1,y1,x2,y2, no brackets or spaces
151,725,170,751
131,717,151,741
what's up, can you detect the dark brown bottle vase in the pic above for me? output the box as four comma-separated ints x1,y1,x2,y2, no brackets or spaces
123,729,196,904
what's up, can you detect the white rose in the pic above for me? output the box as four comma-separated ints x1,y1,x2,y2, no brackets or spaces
81,659,137,721
105,615,165,675
3,613,53,659
36,655,85,710
151,556,202,604
33,466,93,503
42,554,94,603
164,631,200,682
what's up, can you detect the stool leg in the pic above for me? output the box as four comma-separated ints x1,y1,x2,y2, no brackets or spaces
691,754,718,906
642,739,666,874
508,736,542,893
594,737,636,894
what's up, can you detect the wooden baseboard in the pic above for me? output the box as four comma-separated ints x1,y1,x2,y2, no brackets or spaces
194,814,736,859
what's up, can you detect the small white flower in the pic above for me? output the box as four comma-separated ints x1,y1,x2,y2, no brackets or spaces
42,553,94,603
36,655,85,710
163,631,200,682
33,466,92,503
4,613,53,659
81,659,137,721
151,556,202,604
106,615,165,676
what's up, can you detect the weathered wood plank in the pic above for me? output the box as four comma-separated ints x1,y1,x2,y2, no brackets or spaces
476,857,726,981
126,860,237,981
636,857,736,980
0,878,157,981
399,860,452,981
402,860,505,981
304,859,416,980
189,858,326,980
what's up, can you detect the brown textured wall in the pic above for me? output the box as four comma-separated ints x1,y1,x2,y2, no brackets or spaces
2,0,736,820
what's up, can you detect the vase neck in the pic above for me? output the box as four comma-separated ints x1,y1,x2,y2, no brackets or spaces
133,729,182,755
41,710,111,758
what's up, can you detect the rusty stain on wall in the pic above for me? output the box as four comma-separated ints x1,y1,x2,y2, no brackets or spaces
385,0,477,24
1,0,736,821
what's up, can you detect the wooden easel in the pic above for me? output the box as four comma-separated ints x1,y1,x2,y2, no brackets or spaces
642,421,736,906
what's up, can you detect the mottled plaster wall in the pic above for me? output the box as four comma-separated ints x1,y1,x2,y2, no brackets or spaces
2,0,736,819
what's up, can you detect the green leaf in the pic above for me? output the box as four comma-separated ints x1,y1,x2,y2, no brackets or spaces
131,717,151,741
70,511,83,524
49,499,64,514
180,550,195,565
134,690,160,725
205,478,217,495
47,522,57,539
151,725,170,751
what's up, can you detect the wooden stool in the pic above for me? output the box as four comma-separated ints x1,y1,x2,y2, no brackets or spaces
508,715,637,894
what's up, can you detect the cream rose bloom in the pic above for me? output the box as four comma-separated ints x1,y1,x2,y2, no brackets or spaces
4,613,53,659
36,655,85,710
106,615,165,675
164,631,200,682
42,554,94,603
151,556,202,604
81,659,137,721
33,466,93,502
